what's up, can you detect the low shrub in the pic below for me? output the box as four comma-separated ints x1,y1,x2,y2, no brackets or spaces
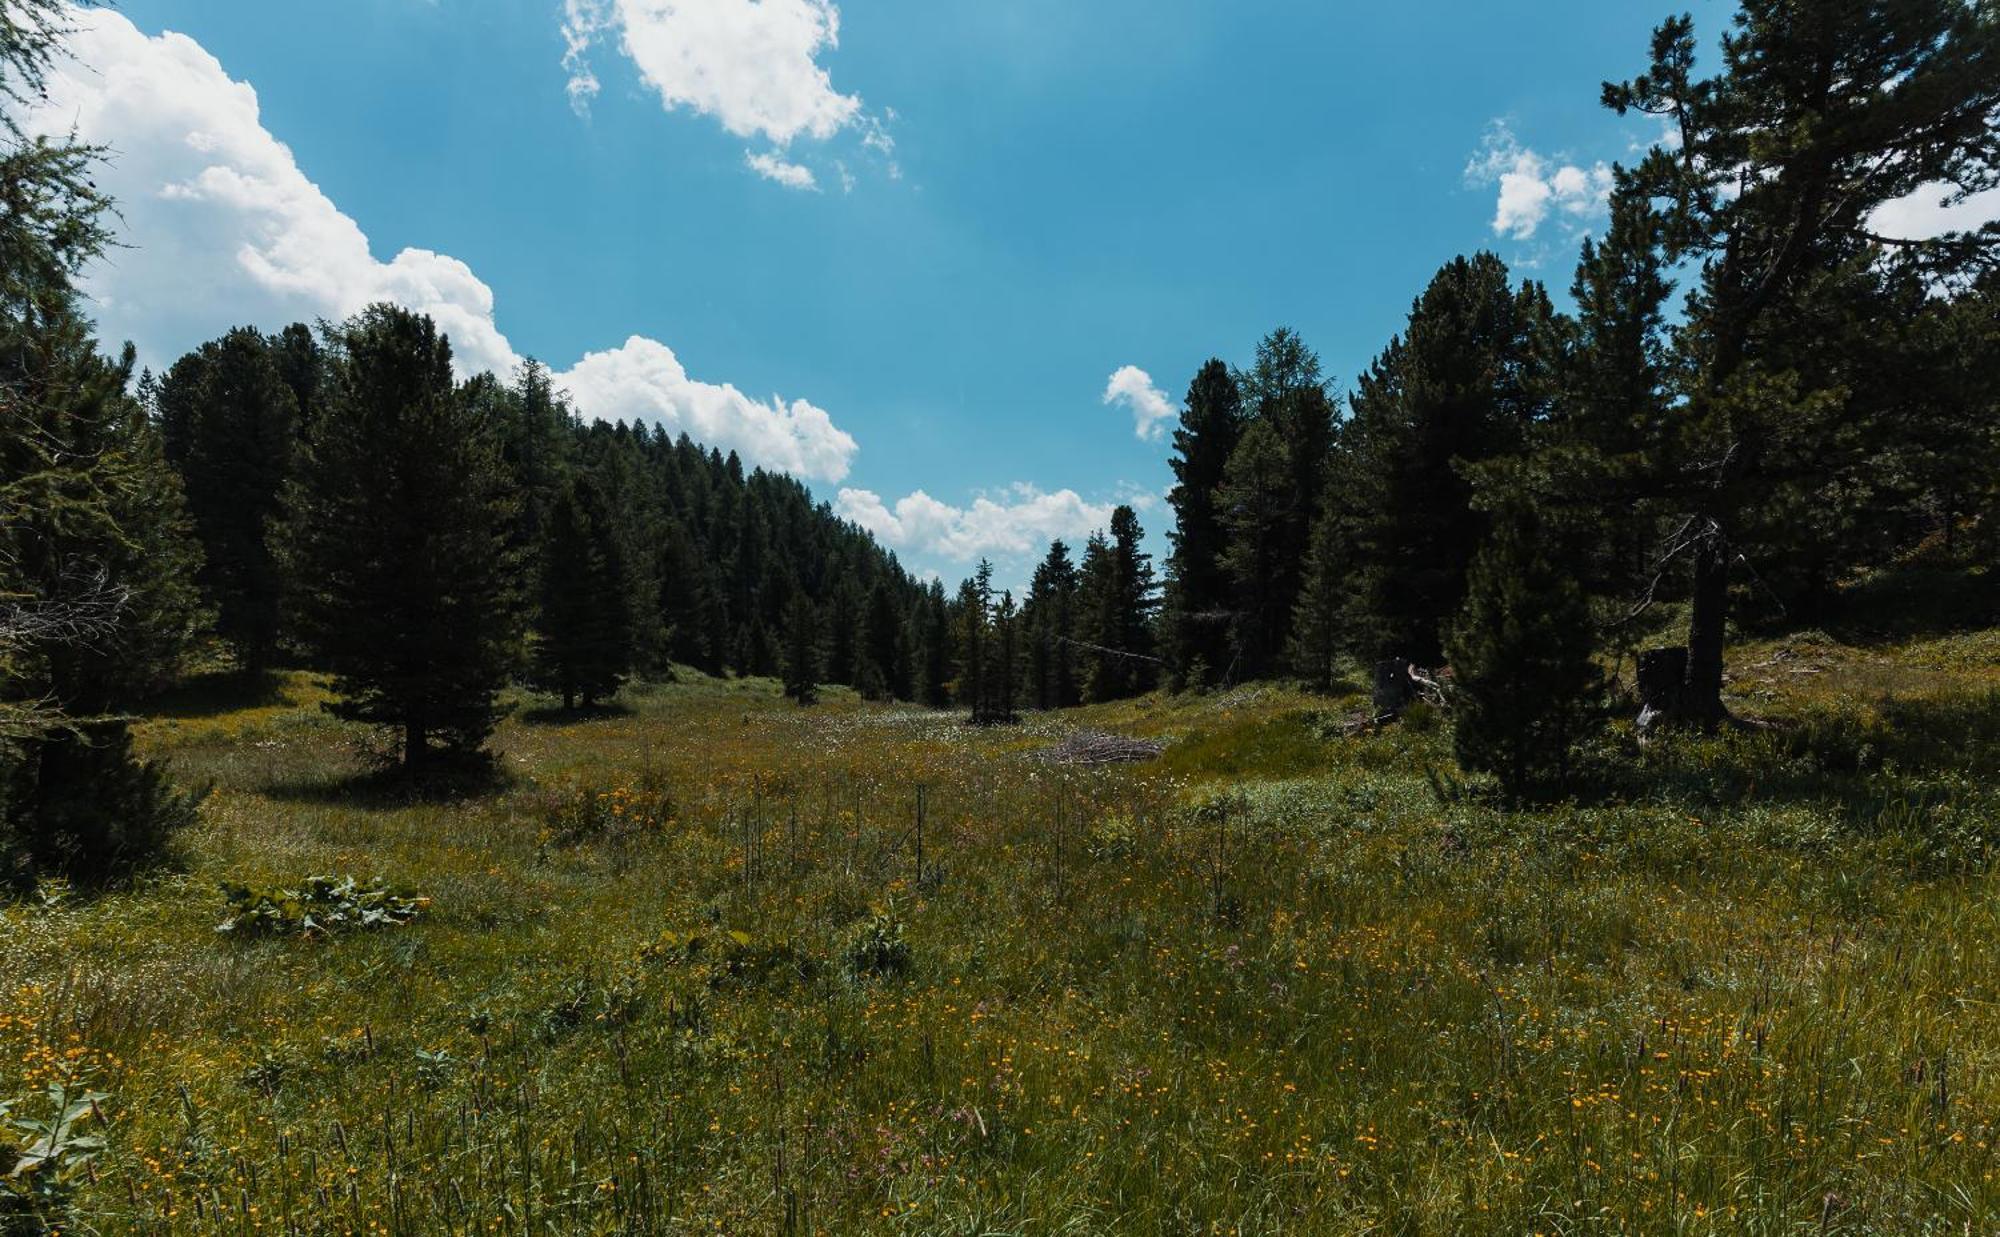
216,875,427,938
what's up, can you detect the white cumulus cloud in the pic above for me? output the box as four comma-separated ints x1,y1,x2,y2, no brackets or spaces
1103,365,1175,442
562,0,860,145
1467,121,1613,242
836,484,1119,564
26,7,860,482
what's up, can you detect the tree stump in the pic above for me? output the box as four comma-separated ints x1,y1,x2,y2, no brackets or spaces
1636,646,1688,735
1372,659,1416,717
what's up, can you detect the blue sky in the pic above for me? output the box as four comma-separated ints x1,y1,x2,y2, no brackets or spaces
56,0,1701,586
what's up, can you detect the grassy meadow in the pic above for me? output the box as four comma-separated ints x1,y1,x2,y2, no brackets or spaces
3,623,2000,1233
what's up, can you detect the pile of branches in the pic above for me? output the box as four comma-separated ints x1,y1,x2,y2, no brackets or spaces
1039,730,1165,768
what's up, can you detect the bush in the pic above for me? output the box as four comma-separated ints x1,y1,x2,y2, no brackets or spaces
842,913,912,980
1,723,202,890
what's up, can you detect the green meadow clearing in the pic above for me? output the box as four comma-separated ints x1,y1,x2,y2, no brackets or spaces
4,625,1999,1234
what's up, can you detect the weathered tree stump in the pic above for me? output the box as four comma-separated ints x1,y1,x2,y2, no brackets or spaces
1372,659,1416,717
1636,646,1688,735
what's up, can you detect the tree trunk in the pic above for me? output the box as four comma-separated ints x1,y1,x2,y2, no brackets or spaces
404,722,425,770
1682,525,1729,730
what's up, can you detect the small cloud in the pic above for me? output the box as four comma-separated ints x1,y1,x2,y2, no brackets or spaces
1467,121,1613,242
745,150,819,191
1102,365,1175,442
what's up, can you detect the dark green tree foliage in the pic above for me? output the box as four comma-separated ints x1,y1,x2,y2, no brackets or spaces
781,590,820,705
0,0,207,884
283,305,524,769
155,327,298,673
1161,360,1243,688
1604,0,2000,725
992,590,1020,723
1343,254,1555,664
1216,418,1296,681
1023,539,1080,709
918,582,953,708
1288,497,1350,693
1447,468,1604,801
861,580,908,700
271,323,326,431
1077,506,1157,702
531,476,634,710
823,579,861,689
1236,330,1337,661
955,561,999,722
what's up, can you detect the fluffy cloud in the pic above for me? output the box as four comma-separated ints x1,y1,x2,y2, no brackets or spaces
1868,182,2000,241
1467,122,1613,242
27,7,859,482
562,0,860,145
563,337,856,482
1103,365,1175,442
836,484,1119,564
745,150,819,191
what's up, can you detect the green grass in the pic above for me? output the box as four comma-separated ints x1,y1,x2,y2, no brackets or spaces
2,631,1999,1233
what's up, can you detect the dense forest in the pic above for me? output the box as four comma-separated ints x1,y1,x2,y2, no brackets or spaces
4,0,1998,887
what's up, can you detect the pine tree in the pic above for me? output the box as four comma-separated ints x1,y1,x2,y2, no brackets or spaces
918,583,953,709
956,562,996,721
1344,254,1554,665
530,476,634,710
1216,419,1296,681
1023,540,1080,709
0,0,207,883
1077,508,1158,702
282,305,524,770
1604,0,2000,726
155,327,299,674
861,580,908,700
992,590,1020,723
782,590,820,705
1161,359,1243,689
1288,497,1350,692
1446,471,1604,801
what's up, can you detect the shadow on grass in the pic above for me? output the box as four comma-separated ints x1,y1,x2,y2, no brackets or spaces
142,669,290,720
263,751,515,808
1824,565,1996,644
517,701,637,727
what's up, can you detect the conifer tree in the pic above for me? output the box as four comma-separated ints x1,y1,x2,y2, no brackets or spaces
155,327,299,674
918,583,953,709
283,305,523,770
992,590,1020,723
1447,470,1604,801
956,562,996,721
1077,507,1157,702
782,591,820,705
1023,540,1080,709
1161,360,1243,688
530,476,634,710
1604,0,2000,726
861,580,908,700
1216,419,1296,681
1288,498,1350,692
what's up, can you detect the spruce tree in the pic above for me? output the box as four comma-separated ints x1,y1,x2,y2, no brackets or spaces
1216,419,1296,681
530,476,634,710
1023,540,1080,709
283,305,524,770
155,327,299,674
956,563,995,721
1446,472,1604,801
1288,497,1350,693
1076,508,1158,702
1161,359,1244,688
861,580,908,700
992,590,1020,723
781,591,820,705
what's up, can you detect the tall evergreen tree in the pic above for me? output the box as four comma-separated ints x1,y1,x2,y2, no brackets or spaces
1447,469,1604,800
1343,253,1555,664
155,327,299,673
1604,0,2000,726
530,476,634,710
1161,359,1244,689
1287,497,1350,692
283,305,524,770
781,590,820,705
861,580,908,701
992,590,1020,723
1023,539,1080,709
1077,507,1158,702
956,561,996,721
1216,419,1296,681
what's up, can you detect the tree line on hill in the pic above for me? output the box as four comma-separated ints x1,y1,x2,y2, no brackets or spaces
4,0,1998,886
